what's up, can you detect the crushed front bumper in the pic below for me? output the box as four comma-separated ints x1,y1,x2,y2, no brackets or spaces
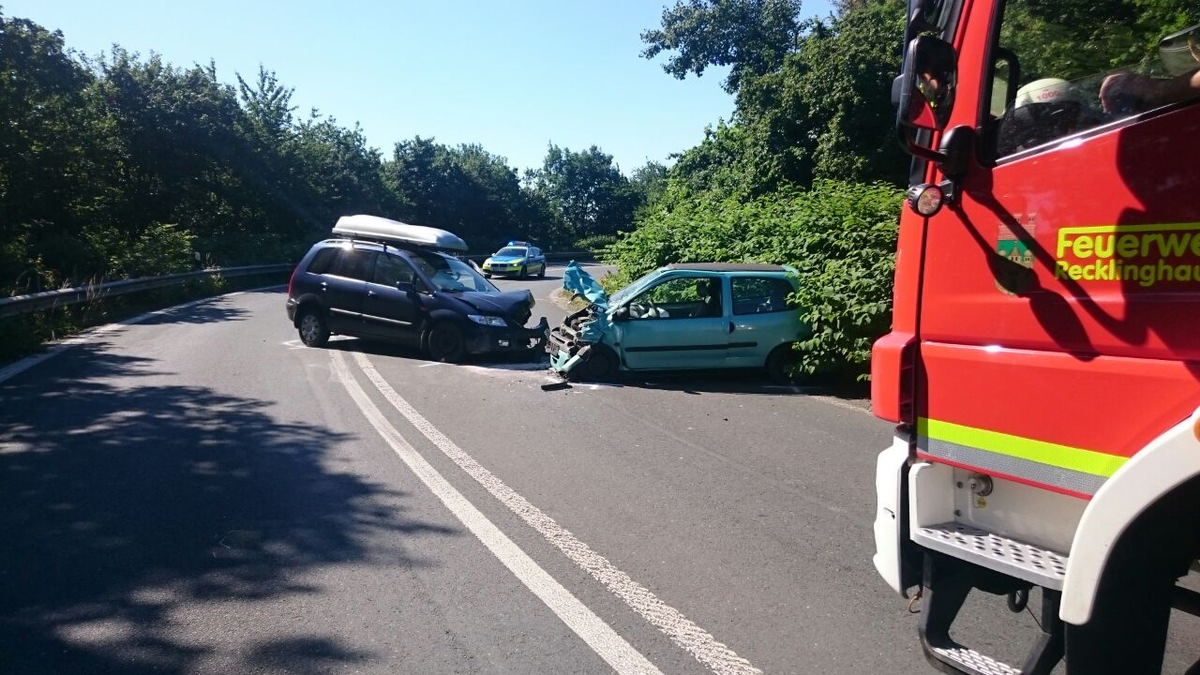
466,316,549,356
547,323,590,375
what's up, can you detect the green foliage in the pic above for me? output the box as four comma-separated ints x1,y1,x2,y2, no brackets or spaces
999,0,1195,84
606,180,902,377
572,234,619,253
655,0,908,202
641,0,805,93
527,144,641,248
99,222,197,277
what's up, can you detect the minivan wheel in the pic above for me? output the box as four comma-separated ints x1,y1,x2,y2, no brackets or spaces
298,308,330,347
426,323,466,363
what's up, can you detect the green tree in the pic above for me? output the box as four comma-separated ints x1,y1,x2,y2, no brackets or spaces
641,0,804,93
530,144,639,247
0,11,96,289
382,138,537,252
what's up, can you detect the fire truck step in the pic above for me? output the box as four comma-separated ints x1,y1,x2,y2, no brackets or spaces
928,645,1021,675
913,522,1068,590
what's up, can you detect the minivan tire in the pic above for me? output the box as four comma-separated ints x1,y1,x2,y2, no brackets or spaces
298,308,330,347
426,322,466,363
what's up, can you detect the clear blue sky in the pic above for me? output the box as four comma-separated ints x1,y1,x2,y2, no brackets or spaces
5,1,833,175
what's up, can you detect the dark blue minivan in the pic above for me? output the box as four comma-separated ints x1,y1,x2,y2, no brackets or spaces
286,215,548,362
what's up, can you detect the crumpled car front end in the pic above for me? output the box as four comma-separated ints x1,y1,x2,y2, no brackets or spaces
548,262,612,376
456,289,549,356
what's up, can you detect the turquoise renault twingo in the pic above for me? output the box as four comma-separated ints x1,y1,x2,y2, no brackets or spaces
548,261,808,382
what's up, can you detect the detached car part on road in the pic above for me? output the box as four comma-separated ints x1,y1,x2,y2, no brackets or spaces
548,262,807,382
481,241,546,279
287,215,548,362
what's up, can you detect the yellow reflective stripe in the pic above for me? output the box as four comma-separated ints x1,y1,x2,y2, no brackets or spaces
917,417,1128,478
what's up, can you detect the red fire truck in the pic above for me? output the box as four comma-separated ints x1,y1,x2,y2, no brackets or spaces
872,0,1200,672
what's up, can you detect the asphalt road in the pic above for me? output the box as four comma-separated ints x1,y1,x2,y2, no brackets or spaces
1,264,1194,674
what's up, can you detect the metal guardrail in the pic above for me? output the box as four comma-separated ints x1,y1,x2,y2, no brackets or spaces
0,253,596,320
464,251,595,264
0,264,293,320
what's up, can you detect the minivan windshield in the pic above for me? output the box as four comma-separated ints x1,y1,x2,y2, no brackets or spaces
410,251,498,293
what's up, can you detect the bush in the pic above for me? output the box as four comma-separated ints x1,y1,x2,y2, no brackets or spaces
603,179,902,379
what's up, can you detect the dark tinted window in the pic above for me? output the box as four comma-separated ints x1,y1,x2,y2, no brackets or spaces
372,253,415,286
731,277,794,315
306,247,339,275
334,249,374,281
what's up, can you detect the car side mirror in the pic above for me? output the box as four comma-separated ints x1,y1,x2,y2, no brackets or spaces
612,306,630,321
396,280,416,294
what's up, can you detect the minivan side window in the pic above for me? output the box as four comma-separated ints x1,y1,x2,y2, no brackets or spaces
732,277,794,315
333,248,374,281
372,254,415,287
307,247,339,275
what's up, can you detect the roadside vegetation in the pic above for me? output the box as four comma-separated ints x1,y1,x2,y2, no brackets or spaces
7,1,1182,376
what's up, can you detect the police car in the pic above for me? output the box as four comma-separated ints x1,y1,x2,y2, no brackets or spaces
481,241,546,279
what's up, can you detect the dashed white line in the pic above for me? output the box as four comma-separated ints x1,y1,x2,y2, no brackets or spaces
350,350,763,675
329,351,663,675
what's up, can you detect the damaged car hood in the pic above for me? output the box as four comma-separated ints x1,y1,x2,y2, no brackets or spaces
457,289,535,323
562,262,609,310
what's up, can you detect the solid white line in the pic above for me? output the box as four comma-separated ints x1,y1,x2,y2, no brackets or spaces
350,351,763,675
329,351,662,675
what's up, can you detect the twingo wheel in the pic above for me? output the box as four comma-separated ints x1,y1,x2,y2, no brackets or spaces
425,322,466,363
297,307,330,347
578,344,619,382
765,342,802,384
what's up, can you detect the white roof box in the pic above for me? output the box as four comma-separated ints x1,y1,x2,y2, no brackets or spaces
331,214,468,252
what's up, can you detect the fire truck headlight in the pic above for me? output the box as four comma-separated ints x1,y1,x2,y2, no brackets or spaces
907,183,945,216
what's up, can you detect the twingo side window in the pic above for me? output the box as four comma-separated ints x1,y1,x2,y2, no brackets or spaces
988,0,1199,159
631,276,722,320
732,277,795,315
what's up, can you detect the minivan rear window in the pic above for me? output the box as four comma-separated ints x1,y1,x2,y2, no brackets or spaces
307,247,339,275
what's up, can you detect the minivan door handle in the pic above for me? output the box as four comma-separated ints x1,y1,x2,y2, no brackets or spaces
728,321,735,334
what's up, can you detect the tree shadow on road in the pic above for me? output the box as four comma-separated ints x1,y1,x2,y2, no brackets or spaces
0,344,454,674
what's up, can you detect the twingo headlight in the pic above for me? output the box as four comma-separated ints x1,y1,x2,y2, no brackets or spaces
468,314,507,327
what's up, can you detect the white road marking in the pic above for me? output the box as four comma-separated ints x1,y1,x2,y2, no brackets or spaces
350,350,764,675
329,351,663,675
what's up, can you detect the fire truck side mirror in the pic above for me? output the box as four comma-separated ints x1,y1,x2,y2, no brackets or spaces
896,35,958,163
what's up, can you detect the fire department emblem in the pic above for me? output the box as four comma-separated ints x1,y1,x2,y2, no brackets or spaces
995,214,1037,295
